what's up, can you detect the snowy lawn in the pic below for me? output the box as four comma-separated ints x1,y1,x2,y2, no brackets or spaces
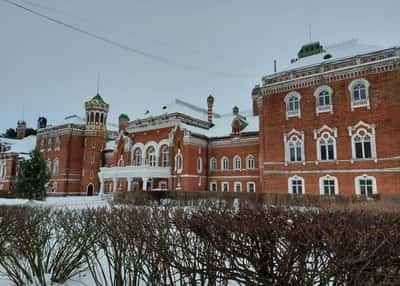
0,196,109,209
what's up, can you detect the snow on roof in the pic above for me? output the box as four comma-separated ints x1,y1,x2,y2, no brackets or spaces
132,98,221,122
181,111,259,138
0,136,36,159
275,39,384,76
47,114,118,131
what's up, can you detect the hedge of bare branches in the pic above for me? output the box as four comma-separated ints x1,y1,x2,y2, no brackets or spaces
0,205,399,285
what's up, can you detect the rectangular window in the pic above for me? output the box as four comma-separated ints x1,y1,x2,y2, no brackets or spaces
222,182,229,192
320,145,327,160
355,142,363,158
328,145,334,160
359,179,373,197
364,142,372,158
292,180,303,195
210,182,217,192
323,180,336,196
247,182,255,193
234,183,242,192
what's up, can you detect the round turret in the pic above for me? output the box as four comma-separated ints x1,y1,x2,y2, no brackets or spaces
85,93,109,128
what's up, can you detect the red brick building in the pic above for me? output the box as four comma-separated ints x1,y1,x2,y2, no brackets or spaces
26,40,400,197
255,40,400,196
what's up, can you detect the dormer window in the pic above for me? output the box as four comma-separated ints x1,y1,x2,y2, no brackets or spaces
314,85,333,115
348,79,370,110
284,92,301,119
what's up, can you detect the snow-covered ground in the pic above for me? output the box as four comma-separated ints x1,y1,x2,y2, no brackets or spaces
0,195,110,209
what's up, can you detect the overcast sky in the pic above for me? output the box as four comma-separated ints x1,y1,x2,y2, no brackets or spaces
0,0,399,133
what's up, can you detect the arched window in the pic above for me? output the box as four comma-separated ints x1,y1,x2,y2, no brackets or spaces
118,157,124,167
319,175,339,196
284,92,301,119
355,175,377,197
95,112,100,124
288,175,304,195
197,157,202,173
133,148,143,166
47,137,52,151
233,155,241,170
0,161,6,180
160,145,169,167
348,79,370,110
147,146,156,167
285,129,304,163
209,157,217,171
246,155,255,169
175,153,183,172
100,113,104,124
318,136,336,161
314,85,333,114
90,112,94,123
221,157,229,171
53,158,59,176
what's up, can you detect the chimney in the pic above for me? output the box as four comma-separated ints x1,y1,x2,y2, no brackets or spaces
16,120,27,139
118,113,130,132
207,95,214,124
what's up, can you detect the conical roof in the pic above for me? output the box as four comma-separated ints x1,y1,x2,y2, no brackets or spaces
91,93,106,103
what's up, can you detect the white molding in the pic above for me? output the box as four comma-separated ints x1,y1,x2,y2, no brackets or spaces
288,175,305,194
314,85,334,115
284,91,301,119
221,181,229,192
348,78,371,111
246,181,256,193
221,156,229,171
209,175,260,179
264,168,400,175
210,181,217,192
234,181,242,192
354,174,378,196
209,157,217,171
233,155,242,170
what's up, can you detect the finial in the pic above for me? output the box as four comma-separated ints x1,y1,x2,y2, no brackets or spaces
97,72,100,95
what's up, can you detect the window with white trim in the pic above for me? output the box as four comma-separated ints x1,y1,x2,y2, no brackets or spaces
40,138,45,151
175,151,183,173
133,148,143,166
46,159,51,173
47,137,52,151
284,91,301,119
288,175,304,195
50,181,57,193
55,137,61,151
53,158,59,176
159,181,168,190
355,175,377,197
319,175,338,196
210,182,217,192
318,136,335,161
348,122,376,160
246,155,255,169
160,145,169,167
221,157,229,171
221,182,229,192
348,79,370,110
314,85,333,114
118,157,124,167
197,157,202,173
147,146,156,167
233,155,241,170
247,182,256,193
234,182,242,192
284,129,304,163
210,157,217,171
0,161,6,180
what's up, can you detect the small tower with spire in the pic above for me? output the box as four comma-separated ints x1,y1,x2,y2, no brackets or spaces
16,120,27,139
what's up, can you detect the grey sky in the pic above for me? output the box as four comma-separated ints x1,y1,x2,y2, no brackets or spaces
1,0,398,133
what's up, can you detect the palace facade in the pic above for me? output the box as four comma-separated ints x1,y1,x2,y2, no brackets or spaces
2,40,399,197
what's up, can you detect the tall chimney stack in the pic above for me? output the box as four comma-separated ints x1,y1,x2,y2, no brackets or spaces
207,95,214,124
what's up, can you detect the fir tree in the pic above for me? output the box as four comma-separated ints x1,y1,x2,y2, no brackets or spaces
11,150,50,200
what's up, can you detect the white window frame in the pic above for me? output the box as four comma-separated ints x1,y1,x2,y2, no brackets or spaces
197,157,202,173
159,181,168,191
221,182,229,192
284,91,301,119
209,157,217,171
210,182,217,192
234,182,242,192
317,134,337,161
354,175,377,197
160,145,169,167
221,156,229,171
133,148,143,166
0,160,6,180
314,85,333,115
288,175,305,195
47,137,52,151
147,146,157,167
247,182,256,193
348,121,376,161
40,138,45,152
175,151,183,174
284,129,305,163
53,158,59,176
233,155,241,171
55,136,61,151
348,78,370,111
319,175,339,196
246,154,255,169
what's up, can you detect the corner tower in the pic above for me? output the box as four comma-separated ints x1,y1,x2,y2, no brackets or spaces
85,94,109,130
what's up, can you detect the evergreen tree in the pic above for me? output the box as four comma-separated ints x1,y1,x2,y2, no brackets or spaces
11,150,50,200
1,128,17,138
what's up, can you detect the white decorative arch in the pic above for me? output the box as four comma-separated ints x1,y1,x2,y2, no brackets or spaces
221,156,229,171
233,155,241,170
209,157,217,171
288,175,305,195
354,175,377,197
144,141,159,154
284,91,302,119
348,121,376,161
246,154,255,169
314,85,334,114
131,143,145,165
348,78,371,110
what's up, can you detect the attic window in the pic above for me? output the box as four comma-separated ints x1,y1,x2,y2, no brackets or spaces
324,54,332,60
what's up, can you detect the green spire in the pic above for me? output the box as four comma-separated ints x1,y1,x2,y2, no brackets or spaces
91,93,106,103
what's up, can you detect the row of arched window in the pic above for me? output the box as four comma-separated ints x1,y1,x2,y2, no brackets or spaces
209,155,256,171
40,137,61,152
285,78,370,119
284,122,376,163
288,175,377,197
86,111,107,125
131,145,170,167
